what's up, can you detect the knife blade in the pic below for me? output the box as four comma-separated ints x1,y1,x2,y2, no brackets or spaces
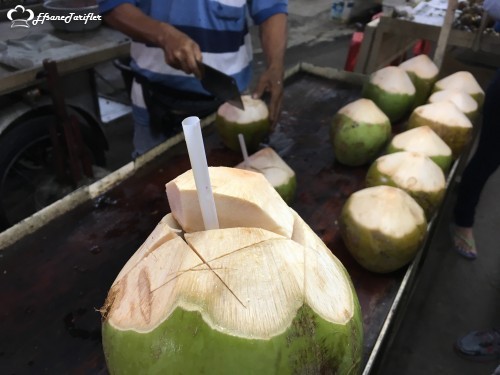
197,61,245,110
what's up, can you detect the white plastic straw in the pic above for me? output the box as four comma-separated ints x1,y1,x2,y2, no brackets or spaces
182,116,219,230
238,133,250,169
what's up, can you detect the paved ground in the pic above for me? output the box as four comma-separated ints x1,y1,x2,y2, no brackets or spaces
51,2,500,374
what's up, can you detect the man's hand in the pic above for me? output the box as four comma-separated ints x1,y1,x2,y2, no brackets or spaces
158,23,203,78
252,66,284,128
102,4,202,78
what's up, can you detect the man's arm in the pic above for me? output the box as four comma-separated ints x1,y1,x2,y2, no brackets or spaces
102,4,202,77
253,13,288,127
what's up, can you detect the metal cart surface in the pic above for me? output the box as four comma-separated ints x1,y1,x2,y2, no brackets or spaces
0,63,471,374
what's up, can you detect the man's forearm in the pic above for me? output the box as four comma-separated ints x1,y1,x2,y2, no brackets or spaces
259,13,288,72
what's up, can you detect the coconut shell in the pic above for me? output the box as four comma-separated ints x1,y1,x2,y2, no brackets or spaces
102,168,364,374
385,126,453,173
339,186,427,273
433,71,485,109
236,147,297,204
407,102,473,158
330,98,391,166
365,152,446,219
399,55,439,108
428,89,479,124
362,66,416,123
215,96,270,152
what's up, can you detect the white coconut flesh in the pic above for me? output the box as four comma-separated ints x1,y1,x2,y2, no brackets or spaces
434,71,484,98
217,95,269,124
236,147,295,188
428,89,478,114
370,66,416,95
338,98,390,123
414,101,473,128
346,186,426,239
391,126,452,157
166,167,294,237
106,223,354,337
399,54,439,80
374,152,446,193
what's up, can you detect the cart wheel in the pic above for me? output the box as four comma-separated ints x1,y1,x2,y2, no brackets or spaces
0,113,107,231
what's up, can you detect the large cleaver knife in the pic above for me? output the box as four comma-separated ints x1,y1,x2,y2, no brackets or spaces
197,61,244,110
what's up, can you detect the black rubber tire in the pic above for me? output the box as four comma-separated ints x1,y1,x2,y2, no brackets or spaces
0,113,106,231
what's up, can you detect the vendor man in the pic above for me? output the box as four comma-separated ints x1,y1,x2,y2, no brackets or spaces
98,0,288,157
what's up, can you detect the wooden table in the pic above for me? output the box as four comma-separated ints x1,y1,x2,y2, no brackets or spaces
354,16,500,74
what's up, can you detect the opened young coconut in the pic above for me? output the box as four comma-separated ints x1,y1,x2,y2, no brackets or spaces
386,126,453,173
399,54,439,107
339,185,427,274
407,101,473,158
215,95,270,152
236,147,296,204
102,167,363,374
362,66,416,123
433,71,485,108
427,89,479,123
365,151,446,219
330,98,391,166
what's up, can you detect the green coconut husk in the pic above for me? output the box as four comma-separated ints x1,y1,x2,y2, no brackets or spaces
339,186,427,274
407,101,473,158
102,167,363,374
427,89,479,124
330,98,391,167
433,71,485,109
399,54,439,108
365,152,446,220
236,147,297,204
215,95,271,152
362,66,416,123
385,126,453,173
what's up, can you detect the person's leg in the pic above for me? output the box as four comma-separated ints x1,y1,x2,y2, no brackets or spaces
452,70,500,258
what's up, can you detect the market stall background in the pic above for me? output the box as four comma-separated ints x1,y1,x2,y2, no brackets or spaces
0,0,499,374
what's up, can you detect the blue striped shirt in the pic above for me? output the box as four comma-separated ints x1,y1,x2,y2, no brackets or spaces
99,0,288,95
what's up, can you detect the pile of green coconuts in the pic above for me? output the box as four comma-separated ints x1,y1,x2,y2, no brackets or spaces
331,54,484,274
99,56,485,374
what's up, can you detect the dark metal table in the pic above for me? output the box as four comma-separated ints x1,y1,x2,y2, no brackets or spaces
0,64,466,374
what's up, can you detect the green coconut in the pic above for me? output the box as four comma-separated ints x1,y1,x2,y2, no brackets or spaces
330,98,391,166
215,95,271,152
407,101,473,158
433,71,485,109
339,185,427,273
427,89,479,124
102,167,363,374
362,66,416,123
236,147,296,204
365,151,446,220
399,54,439,108
386,126,453,173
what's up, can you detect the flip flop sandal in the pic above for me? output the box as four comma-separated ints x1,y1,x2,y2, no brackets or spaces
454,329,500,362
450,224,477,260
